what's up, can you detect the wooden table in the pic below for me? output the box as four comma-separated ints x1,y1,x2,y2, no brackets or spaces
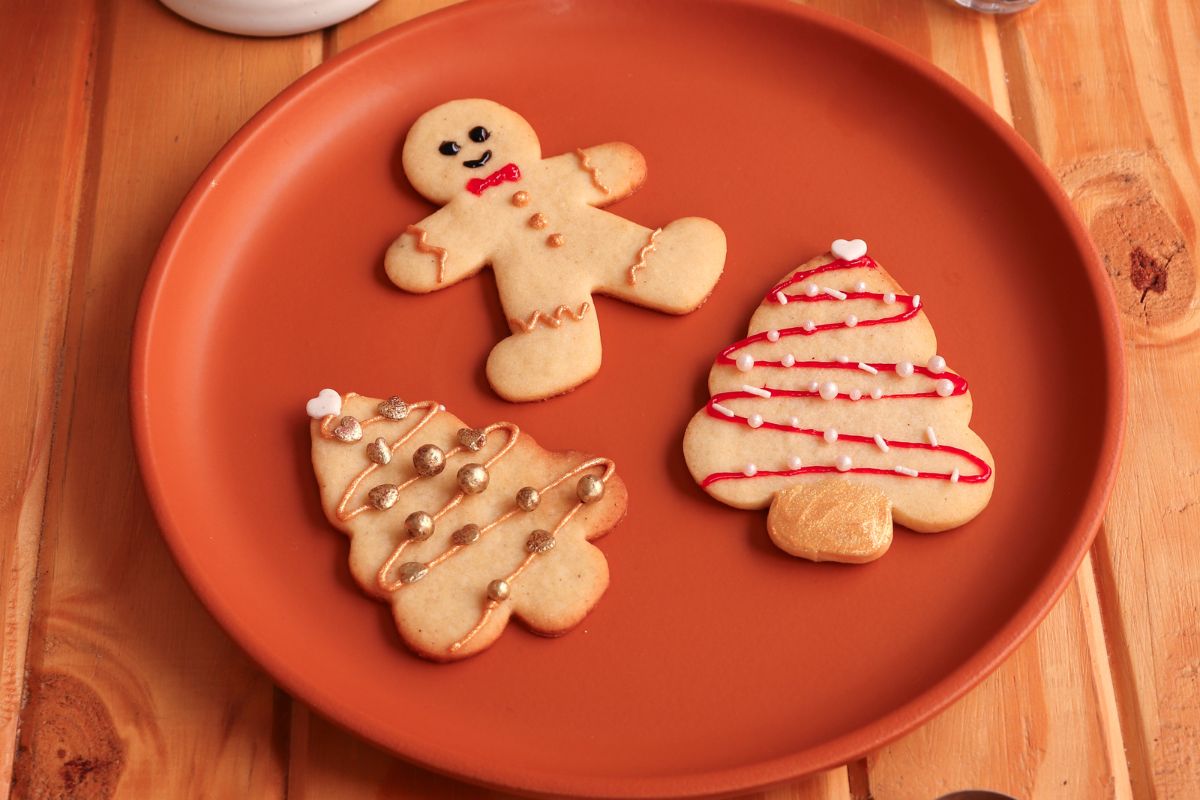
2,0,1195,797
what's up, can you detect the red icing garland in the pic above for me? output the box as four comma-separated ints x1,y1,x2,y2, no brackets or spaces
701,255,993,487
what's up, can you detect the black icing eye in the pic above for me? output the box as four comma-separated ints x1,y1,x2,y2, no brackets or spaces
468,126,490,143
438,141,460,156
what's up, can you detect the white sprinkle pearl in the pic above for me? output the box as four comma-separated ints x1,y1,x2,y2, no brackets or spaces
854,281,867,292
849,388,863,401
803,320,816,332
743,464,758,477
936,378,955,397
748,414,764,428
874,434,889,452
824,428,838,443
818,381,839,400
775,291,788,305
896,361,914,377
836,354,850,363
808,381,820,392
789,416,801,428
788,455,803,470
951,468,961,483
805,283,820,296
883,292,896,304
858,362,878,375
926,426,939,447
736,353,754,372
927,355,946,374
870,387,884,400
836,455,852,472
766,329,780,342
781,354,796,367
846,315,858,327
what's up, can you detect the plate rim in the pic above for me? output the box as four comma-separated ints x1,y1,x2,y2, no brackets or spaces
130,0,1127,796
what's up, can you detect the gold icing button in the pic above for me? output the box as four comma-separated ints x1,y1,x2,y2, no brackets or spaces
529,212,548,230
766,479,893,563
547,233,566,248
512,190,531,207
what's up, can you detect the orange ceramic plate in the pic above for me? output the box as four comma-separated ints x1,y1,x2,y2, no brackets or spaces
132,1,1124,797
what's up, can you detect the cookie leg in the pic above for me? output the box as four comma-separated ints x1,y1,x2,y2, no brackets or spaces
766,479,893,563
597,217,726,313
486,305,602,402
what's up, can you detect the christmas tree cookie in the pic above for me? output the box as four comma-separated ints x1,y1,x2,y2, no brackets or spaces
683,240,995,563
308,390,627,660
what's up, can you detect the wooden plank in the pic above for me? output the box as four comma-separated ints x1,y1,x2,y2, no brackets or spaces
867,558,1131,799
11,1,322,797
999,0,1200,797
0,2,97,793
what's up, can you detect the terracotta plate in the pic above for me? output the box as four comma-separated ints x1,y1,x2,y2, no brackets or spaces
132,1,1124,797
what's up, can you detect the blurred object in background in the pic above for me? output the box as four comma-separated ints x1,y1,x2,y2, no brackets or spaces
159,0,380,36
950,0,1039,13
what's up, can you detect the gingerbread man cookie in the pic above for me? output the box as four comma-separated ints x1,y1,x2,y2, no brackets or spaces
386,98,727,402
308,390,628,660
683,241,995,563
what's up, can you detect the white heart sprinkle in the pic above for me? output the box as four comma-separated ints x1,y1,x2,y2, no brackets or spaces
831,238,868,261
306,388,342,419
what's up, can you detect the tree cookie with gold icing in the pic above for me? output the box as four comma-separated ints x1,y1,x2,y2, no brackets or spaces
307,389,628,660
386,98,727,402
683,240,995,563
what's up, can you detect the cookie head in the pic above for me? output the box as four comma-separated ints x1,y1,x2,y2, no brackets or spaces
402,99,541,203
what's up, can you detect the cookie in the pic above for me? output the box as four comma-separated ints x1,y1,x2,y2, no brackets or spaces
308,390,628,660
682,240,995,563
386,98,726,402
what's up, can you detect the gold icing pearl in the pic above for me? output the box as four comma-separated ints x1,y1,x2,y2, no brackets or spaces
487,579,510,602
451,523,481,546
547,233,565,248
457,427,487,452
332,416,363,442
529,212,548,229
365,437,391,465
457,463,489,494
405,511,434,540
397,562,428,585
368,484,399,510
412,443,446,477
377,396,409,420
577,474,605,504
525,529,556,554
512,190,530,207
515,486,540,512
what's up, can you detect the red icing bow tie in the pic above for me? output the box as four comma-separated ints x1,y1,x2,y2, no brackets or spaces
466,162,521,196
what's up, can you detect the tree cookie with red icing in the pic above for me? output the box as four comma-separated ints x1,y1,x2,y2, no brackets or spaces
682,240,995,563
386,98,726,402
307,389,628,660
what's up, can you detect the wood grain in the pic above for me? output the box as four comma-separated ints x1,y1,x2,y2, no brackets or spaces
2,0,1196,797
0,1,97,791
10,1,320,796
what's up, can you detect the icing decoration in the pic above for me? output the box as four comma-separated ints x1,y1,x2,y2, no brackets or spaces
913,294,922,308
512,190,531,207
574,148,611,194
405,225,449,284
846,315,858,327
824,287,847,300
883,292,896,304
926,426,939,447
849,388,863,401
836,355,850,363
529,212,548,229
626,227,662,285
823,429,838,443
378,396,409,420
696,255,992,488
510,302,591,333
858,362,878,375
466,162,521,196
788,455,803,470
712,403,735,417
854,281,868,292
743,384,771,398
830,238,868,261
332,416,362,443
547,233,566,248
306,388,342,419
775,291,788,305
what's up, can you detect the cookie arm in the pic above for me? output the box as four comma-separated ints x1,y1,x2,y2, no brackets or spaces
544,143,647,207
385,203,492,293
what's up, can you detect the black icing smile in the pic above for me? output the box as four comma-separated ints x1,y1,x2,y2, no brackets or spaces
462,150,492,169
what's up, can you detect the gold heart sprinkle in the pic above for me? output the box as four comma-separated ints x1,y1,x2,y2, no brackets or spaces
332,416,362,443
366,437,391,465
